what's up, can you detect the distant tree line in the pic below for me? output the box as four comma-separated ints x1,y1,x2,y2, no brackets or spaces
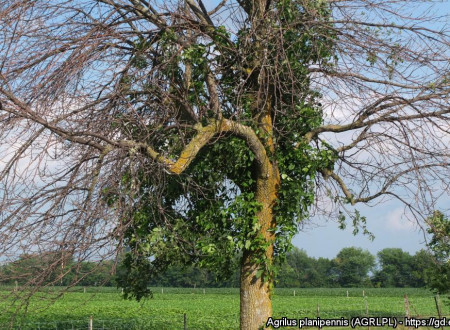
152,247,435,289
276,247,433,288
0,246,445,291
0,252,116,287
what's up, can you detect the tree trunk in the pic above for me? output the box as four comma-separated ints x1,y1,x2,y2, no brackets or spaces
240,250,272,330
240,159,279,329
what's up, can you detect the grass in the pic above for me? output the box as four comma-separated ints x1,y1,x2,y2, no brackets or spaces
0,287,447,329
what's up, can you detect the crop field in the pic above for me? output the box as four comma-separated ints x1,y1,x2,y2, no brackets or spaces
0,287,448,329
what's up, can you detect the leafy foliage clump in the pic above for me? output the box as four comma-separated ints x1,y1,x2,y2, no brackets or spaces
425,211,450,296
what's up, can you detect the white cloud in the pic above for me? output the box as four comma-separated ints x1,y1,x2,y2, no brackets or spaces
384,207,416,232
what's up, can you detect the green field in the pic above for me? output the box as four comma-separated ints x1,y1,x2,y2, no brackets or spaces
0,287,448,329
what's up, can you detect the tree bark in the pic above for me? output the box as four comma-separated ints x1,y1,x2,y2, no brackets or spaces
240,157,279,329
240,250,272,330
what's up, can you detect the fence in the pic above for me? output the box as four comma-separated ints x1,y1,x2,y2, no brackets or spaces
5,314,240,330
2,288,448,329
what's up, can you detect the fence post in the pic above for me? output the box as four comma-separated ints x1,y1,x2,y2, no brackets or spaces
403,294,413,330
434,294,442,318
89,316,93,330
404,294,410,318
317,304,321,330
293,290,295,296
184,313,187,330
434,294,444,330
346,290,349,298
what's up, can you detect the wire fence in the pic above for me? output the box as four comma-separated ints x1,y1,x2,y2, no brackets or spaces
3,314,239,330
6,298,448,330
2,288,448,329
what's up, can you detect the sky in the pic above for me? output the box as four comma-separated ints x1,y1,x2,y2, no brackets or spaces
1,0,448,263
292,203,427,260
291,0,449,260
